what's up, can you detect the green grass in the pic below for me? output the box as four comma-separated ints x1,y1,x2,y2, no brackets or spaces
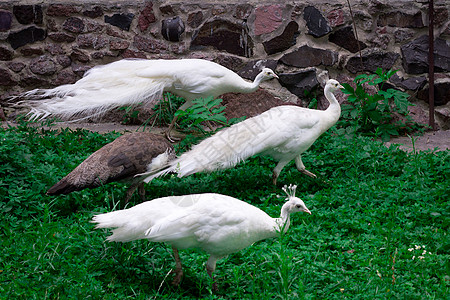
0,122,448,299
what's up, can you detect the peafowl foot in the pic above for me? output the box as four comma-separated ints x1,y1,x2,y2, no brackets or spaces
165,130,181,143
299,169,317,178
170,268,183,286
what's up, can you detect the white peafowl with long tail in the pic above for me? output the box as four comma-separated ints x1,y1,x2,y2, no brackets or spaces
14,58,278,141
139,79,344,185
92,184,311,290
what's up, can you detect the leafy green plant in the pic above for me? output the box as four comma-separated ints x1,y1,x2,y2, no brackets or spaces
340,68,423,141
175,97,246,135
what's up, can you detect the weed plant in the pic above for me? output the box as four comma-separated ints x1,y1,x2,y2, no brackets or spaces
0,121,448,299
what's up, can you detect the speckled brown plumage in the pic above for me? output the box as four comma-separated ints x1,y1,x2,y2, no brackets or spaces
47,132,175,201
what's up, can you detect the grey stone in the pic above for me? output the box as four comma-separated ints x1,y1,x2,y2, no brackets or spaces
70,48,90,63
234,4,252,20
191,19,254,57
29,55,57,75
280,45,337,68
55,69,77,85
56,55,71,68
0,10,13,32
13,5,43,25
401,35,450,74
47,4,79,17
278,70,319,99
161,16,185,42
345,51,399,73
109,39,130,51
138,3,156,32
7,26,46,49
20,47,44,56
329,26,367,53
263,21,299,55
303,6,331,38
105,13,134,31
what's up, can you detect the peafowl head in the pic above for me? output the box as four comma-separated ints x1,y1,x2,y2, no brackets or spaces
260,68,279,81
326,79,344,93
282,184,311,215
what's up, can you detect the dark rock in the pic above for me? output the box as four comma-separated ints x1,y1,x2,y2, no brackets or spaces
280,45,337,68
77,34,108,50
63,17,85,33
29,55,57,75
213,55,246,72
56,55,72,68
278,70,319,98
48,32,76,43
71,64,91,76
237,59,278,80
263,21,299,55
377,11,424,28
13,5,42,25
393,28,414,43
234,4,252,20
303,6,331,38
47,4,80,17
417,80,450,106
0,46,13,61
329,26,367,53
401,35,450,74
133,35,167,53
0,68,16,86
71,48,90,63
55,69,77,85
46,19,58,32
105,13,134,31
83,6,103,18
390,74,427,91
161,16,185,42
159,5,175,15
0,10,13,32
19,75,48,88
46,43,65,55
109,39,130,51
84,20,104,33
121,49,147,59
169,43,187,54
221,89,288,120
435,102,450,129
8,62,25,72
91,51,114,60
345,51,399,73
434,7,449,27
187,11,203,28
254,5,283,36
7,26,46,49
20,47,44,56
191,19,254,57
138,3,156,32
327,9,345,28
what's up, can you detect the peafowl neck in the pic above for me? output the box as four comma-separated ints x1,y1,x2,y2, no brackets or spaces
274,203,292,234
324,87,341,123
238,73,265,94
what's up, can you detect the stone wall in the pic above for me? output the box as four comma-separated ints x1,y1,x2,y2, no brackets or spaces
0,0,449,127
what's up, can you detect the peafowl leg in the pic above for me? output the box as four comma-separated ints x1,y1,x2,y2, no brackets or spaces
124,183,139,203
137,183,146,201
206,256,219,292
272,160,289,185
295,155,316,178
166,115,180,142
171,246,184,286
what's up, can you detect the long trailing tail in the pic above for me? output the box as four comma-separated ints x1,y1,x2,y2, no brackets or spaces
12,59,171,121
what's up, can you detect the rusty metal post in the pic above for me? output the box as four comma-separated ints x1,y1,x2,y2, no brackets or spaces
428,0,436,130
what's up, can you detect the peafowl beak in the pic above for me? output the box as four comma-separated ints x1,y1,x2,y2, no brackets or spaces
304,208,311,215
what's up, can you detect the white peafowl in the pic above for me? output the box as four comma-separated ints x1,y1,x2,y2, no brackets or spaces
92,184,311,290
139,79,344,185
14,58,278,141
47,132,175,202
